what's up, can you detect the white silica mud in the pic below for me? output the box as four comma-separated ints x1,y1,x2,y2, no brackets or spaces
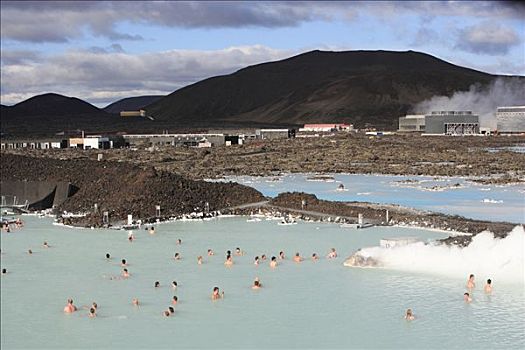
349,226,525,286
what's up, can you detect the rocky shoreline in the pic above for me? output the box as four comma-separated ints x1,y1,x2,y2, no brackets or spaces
4,134,524,182
226,192,520,246
1,151,521,246
0,154,265,226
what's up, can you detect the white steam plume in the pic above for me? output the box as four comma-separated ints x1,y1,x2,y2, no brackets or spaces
356,226,525,285
414,78,525,129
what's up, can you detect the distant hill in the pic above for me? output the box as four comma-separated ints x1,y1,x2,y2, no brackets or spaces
5,93,103,118
0,93,118,137
104,95,164,114
145,50,516,129
2,50,523,137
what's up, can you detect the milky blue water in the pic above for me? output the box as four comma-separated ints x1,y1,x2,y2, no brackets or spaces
222,174,525,223
1,216,524,349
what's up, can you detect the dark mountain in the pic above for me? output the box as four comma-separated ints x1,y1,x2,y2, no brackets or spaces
0,93,118,137
5,93,103,117
145,50,513,129
104,95,164,114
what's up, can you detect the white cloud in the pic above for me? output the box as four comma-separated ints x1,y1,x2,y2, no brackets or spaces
1,1,522,43
455,22,521,55
0,45,295,106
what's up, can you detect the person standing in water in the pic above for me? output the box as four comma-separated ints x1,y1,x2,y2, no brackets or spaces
88,307,97,318
224,255,233,266
211,287,224,300
464,292,472,303
404,309,415,320
466,274,475,290
484,279,493,293
326,248,337,259
270,256,278,268
64,299,77,313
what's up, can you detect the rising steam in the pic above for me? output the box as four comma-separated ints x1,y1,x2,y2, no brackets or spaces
355,226,524,285
414,78,525,129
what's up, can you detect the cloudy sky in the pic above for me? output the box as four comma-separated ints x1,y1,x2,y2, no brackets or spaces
1,1,524,107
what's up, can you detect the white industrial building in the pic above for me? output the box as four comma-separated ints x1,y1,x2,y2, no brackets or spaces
69,136,111,149
123,133,226,147
496,106,525,134
299,124,353,132
398,115,425,132
424,111,479,135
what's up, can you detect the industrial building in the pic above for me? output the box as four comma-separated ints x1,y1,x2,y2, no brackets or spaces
69,136,111,149
424,111,479,135
256,129,294,140
496,106,525,134
299,124,353,132
398,115,425,132
123,133,226,148
120,110,146,117
0,139,67,150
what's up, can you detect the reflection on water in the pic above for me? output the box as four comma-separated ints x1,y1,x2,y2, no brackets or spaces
220,173,525,223
1,216,524,349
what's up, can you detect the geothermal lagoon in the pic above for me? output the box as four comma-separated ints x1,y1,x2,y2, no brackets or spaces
1,220,524,349
1,174,524,349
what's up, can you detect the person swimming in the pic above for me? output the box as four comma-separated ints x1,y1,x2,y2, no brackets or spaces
466,274,475,289
327,248,337,259
293,252,303,263
149,227,155,235
122,268,130,278
404,308,415,321
207,249,214,256
132,298,139,306
28,249,33,255
128,235,134,242
197,256,203,265
177,239,182,245
163,310,170,317
92,302,98,310
174,253,181,260
279,251,285,260
172,296,178,305
172,281,178,289
484,279,493,293
261,254,267,261
311,253,319,261
464,292,472,303
105,253,111,259
270,256,277,268
1,268,6,275
43,241,49,248
155,281,160,288
254,256,260,265
168,306,175,315
235,247,243,256
64,298,77,313
121,259,127,267
88,307,96,318
211,286,224,300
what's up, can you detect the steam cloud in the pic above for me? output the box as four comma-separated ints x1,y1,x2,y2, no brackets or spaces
356,226,525,285
414,78,525,129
